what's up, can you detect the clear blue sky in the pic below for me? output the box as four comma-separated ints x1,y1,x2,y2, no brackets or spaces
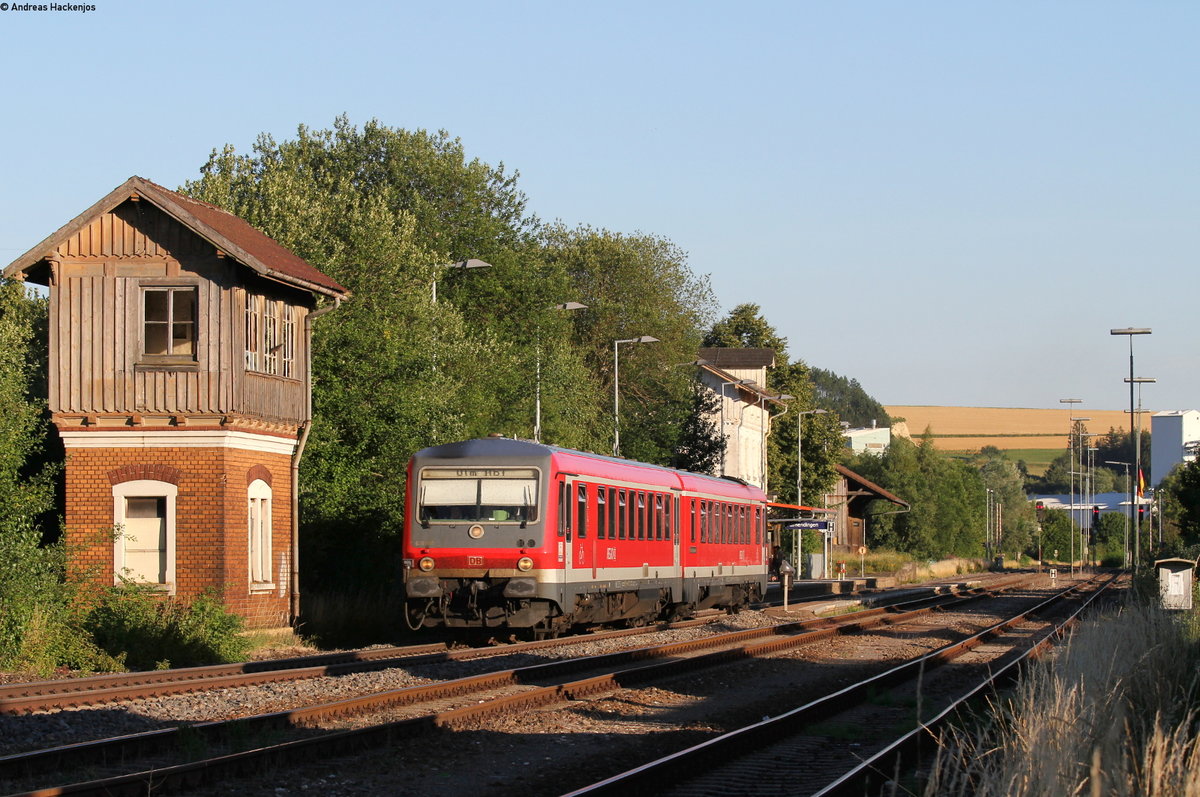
1,1,1195,412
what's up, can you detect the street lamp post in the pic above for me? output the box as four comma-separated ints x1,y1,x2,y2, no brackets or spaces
613,336,658,457
795,409,828,508
1060,399,1082,575
1110,327,1152,567
764,394,794,493
534,302,587,443
1125,377,1156,563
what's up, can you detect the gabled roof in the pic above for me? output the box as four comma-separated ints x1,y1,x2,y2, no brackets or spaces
4,176,348,298
696,361,787,405
697,347,777,369
835,464,909,508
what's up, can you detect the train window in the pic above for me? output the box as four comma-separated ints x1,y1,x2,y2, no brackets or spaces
755,507,762,544
597,489,608,539
557,483,567,537
636,492,646,540
689,500,696,543
698,502,707,543
668,496,675,542
419,467,539,524
725,504,734,544
739,506,747,543
654,494,664,540
618,490,627,539
609,488,619,539
577,484,588,539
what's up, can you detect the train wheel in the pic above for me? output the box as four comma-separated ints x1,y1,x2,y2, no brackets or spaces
532,619,565,640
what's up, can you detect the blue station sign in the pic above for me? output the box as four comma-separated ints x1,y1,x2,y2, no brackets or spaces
786,520,829,530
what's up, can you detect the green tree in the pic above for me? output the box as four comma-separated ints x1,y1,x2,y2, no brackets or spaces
971,448,1035,558
0,279,75,671
185,117,567,590
809,367,891,430
185,117,717,590
1166,459,1200,544
1093,510,1128,565
541,224,718,465
1038,508,1075,564
849,432,985,559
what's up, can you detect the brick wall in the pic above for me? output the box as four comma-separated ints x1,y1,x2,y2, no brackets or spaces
64,440,295,629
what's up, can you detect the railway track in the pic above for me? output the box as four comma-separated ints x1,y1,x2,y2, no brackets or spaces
0,577,1036,796
0,572,1019,716
563,571,1118,796
0,615,738,715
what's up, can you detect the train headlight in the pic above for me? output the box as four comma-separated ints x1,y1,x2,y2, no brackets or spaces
468,525,485,539
418,556,436,572
517,556,534,572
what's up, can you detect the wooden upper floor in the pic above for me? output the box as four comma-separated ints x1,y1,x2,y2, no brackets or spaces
4,177,348,432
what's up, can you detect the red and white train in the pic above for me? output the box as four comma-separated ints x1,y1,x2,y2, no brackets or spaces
402,436,771,637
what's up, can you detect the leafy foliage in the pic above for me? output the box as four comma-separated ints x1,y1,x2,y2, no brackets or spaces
0,280,86,673
1164,458,1200,545
185,118,720,591
809,367,891,429
85,586,250,670
848,433,985,559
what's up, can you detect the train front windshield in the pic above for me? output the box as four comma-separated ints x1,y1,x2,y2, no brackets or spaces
417,467,540,524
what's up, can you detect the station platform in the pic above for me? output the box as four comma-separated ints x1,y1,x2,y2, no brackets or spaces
763,576,986,618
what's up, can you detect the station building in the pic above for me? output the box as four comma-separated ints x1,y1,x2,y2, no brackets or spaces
3,176,348,628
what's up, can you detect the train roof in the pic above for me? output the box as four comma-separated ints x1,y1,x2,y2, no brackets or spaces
412,437,768,500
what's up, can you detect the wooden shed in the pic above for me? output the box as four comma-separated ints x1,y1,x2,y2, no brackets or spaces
825,464,910,551
3,176,348,628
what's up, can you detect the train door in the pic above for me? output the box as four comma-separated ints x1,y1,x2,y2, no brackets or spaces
672,492,682,574
555,475,571,583
561,478,594,591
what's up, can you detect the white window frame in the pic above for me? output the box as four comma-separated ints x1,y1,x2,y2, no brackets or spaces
112,479,177,593
245,293,297,379
248,478,274,591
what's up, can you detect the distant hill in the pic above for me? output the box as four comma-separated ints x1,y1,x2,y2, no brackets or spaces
885,406,1140,451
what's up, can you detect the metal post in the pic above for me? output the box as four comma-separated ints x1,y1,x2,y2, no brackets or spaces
613,336,658,457
796,409,828,507
1111,328,1151,567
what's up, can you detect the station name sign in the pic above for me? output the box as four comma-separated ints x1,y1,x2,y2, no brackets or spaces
786,520,829,530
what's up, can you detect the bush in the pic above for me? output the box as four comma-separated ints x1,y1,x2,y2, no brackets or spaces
0,519,118,674
85,585,250,670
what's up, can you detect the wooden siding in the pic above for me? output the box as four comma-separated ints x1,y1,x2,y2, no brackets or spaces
47,202,311,424
57,200,210,260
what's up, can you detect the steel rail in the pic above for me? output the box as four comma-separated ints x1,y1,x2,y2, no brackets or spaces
0,614,734,715
560,572,1115,796
810,572,1118,797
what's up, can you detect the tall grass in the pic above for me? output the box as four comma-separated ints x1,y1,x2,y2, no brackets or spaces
925,602,1200,796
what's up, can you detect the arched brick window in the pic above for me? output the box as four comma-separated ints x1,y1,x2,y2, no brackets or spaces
248,478,273,589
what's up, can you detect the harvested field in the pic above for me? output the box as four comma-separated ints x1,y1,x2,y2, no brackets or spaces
886,406,1137,452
